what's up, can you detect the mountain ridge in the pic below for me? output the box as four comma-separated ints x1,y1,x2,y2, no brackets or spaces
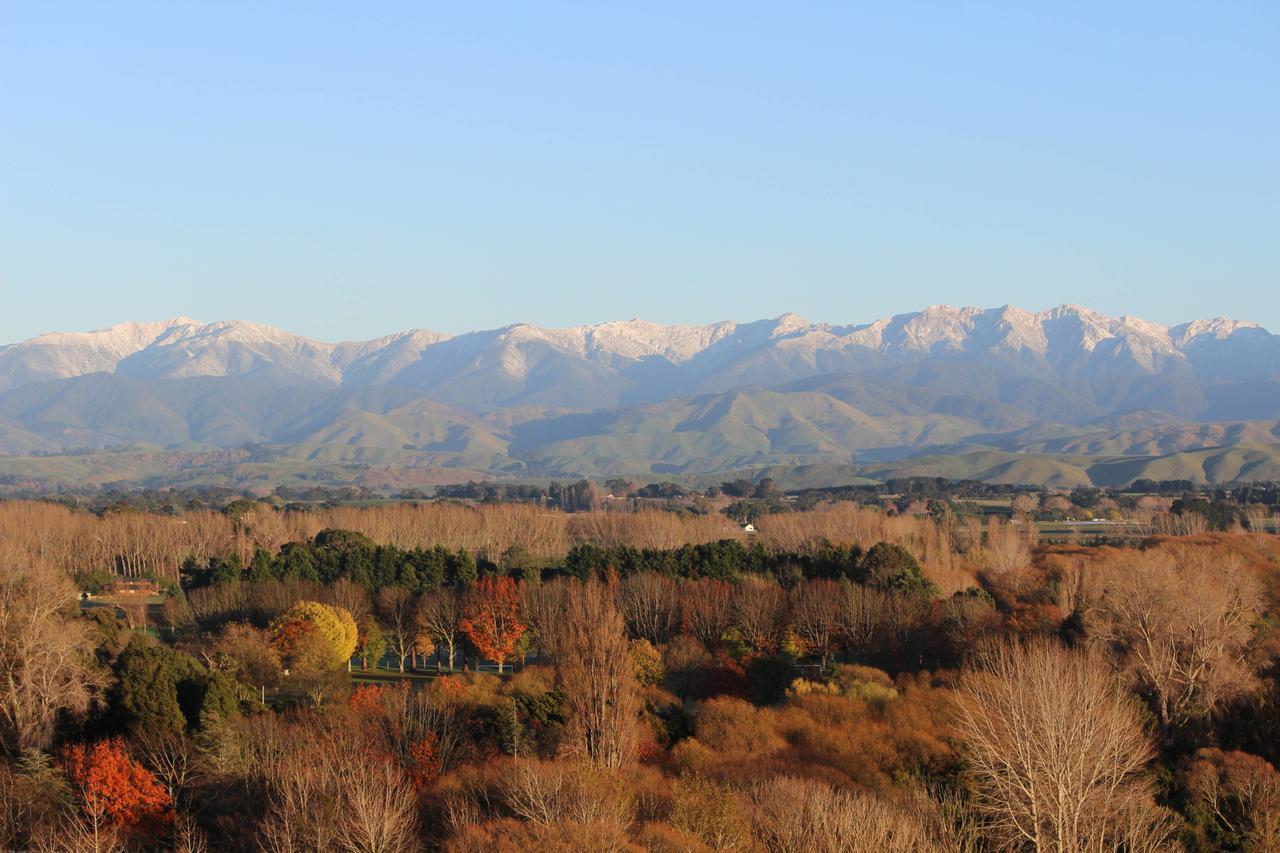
4,304,1277,402
2,304,1278,488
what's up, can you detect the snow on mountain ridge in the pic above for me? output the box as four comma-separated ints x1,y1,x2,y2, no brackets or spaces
17,317,202,356
0,306,1273,396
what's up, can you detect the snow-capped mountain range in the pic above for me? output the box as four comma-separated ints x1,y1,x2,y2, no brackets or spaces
1,305,1278,485
2,305,1276,408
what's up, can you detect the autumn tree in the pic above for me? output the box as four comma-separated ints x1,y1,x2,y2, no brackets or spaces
1084,549,1262,735
356,617,387,672
954,640,1174,851
212,622,282,688
629,639,664,687
412,632,435,672
556,579,641,770
63,738,172,846
271,601,358,672
272,602,358,705
459,576,526,674
663,634,712,702
669,773,752,851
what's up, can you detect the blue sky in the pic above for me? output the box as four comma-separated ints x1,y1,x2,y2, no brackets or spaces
2,2,1277,343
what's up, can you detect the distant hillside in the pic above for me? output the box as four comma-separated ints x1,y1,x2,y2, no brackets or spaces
2,304,1278,489
4,439,1280,494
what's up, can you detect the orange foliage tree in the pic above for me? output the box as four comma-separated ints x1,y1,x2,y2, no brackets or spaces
63,738,172,835
459,576,526,673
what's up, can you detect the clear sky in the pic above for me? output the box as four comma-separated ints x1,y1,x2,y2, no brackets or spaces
2,2,1277,344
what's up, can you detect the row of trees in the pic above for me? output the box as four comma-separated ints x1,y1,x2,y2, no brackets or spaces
0,498,963,582
189,529,939,594
184,554,957,686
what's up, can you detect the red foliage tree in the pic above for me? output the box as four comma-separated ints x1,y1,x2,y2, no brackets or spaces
407,733,442,791
272,616,318,661
63,738,172,835
459,576,526,673
347,683,388,717
432,674,467,700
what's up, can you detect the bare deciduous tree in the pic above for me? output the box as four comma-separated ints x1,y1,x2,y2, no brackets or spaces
258,746,342,852
556,580,641,770
133,730,200,810
1154,511,1210,537
618,572,679,644
982,516,1034,577
731,576,787,653
377,586,418,673
335,759,420,853
1085,550,1262,734
172,813,210,853
1053,557,1098,618
0,560,102,751
325,578,372,626
416,588,461,672
749,776,947,853
836,582,888,660
259,717,419,852
835,583,927,662
499,759,635,829
681,578,733,647
790,580,841,667
519,579,570,662
954,640,1175,852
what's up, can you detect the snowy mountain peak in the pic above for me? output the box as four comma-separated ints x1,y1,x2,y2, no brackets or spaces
22,317,201,354
1170,317,1263,345
0,306,1274,401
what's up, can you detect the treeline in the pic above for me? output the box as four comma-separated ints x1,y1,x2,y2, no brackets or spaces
561,540,935,592
0,499,967,586
430,479,606,511
0,483,380,512
186,530,936,596
187,530,483,592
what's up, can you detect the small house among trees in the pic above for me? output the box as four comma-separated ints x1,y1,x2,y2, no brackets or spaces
105,578,159,596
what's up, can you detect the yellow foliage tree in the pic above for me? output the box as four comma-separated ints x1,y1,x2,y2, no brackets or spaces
272,601,358,671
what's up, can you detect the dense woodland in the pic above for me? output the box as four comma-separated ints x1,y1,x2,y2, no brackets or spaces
1,498,1279,851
